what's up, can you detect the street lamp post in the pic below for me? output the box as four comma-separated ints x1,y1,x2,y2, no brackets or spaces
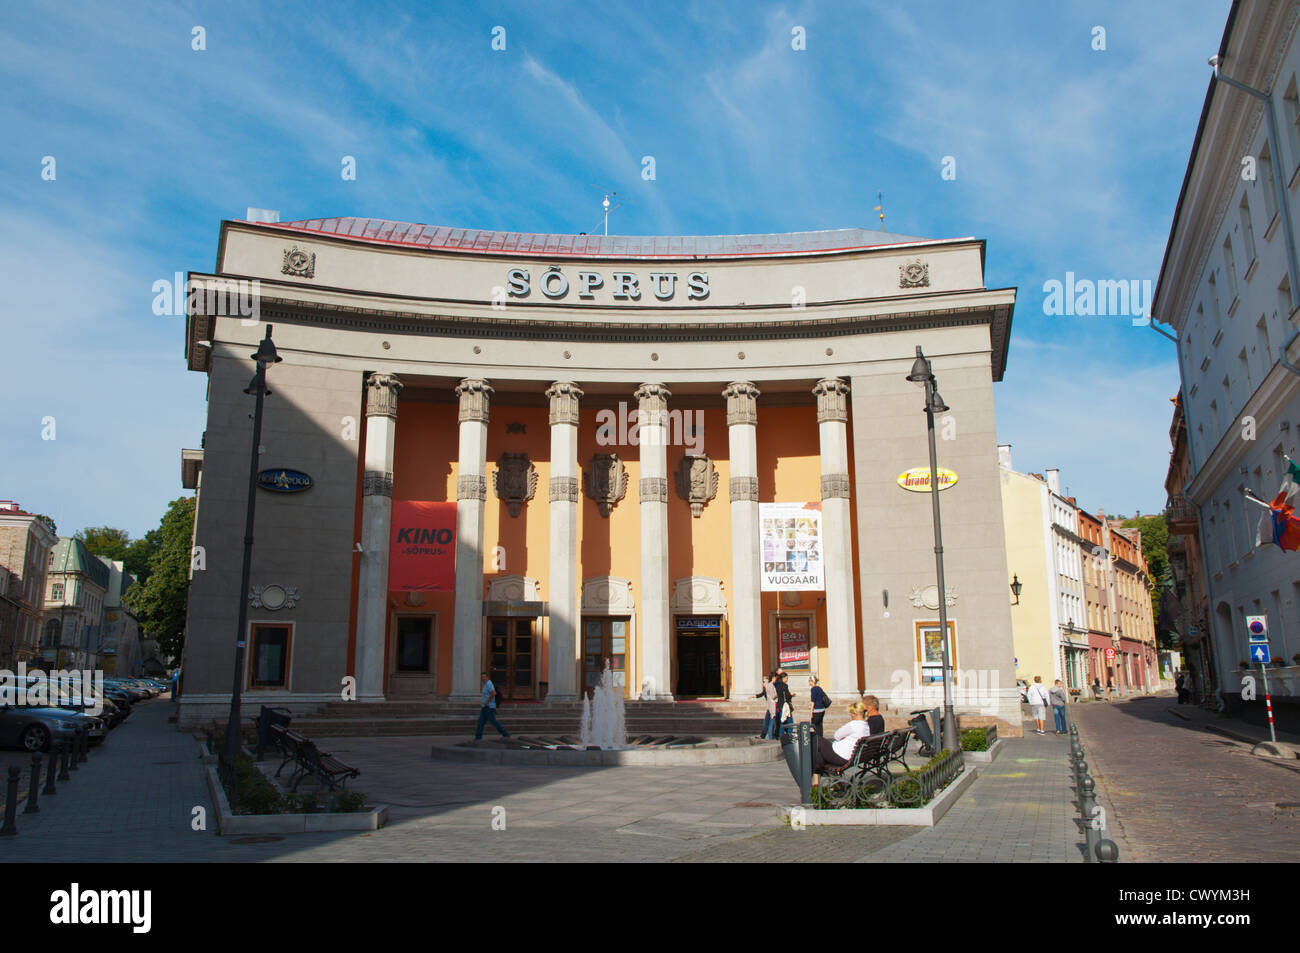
223,325,281,766
906,346,961,755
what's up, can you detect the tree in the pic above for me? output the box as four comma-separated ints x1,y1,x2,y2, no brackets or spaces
124,529,162,584
124,497,196,663
76,526,132,563
1122,514,1170,645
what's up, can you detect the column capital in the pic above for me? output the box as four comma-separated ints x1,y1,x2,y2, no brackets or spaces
456,379,494,423
634,382,671,415
546,381,584,426
722,381,760,426
813,377,850,423
365,373,403,418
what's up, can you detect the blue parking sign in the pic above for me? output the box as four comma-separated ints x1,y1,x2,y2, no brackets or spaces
1251,644,1271,664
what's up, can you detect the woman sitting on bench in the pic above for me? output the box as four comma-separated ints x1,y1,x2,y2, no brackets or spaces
813,701,870,784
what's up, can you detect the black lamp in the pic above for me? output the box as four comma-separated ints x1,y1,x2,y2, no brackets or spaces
1010,574,1022,605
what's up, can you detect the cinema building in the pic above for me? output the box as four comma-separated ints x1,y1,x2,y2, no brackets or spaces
177,217,1020,732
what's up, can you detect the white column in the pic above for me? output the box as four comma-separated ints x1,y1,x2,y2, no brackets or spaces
355,373,402,701
546,381,583,702
723,382,763,699
814,378,860,698
635,383,672,700
450,379,492,700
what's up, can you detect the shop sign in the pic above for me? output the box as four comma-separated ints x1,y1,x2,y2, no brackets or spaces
257,469,313,493
897,467,957,492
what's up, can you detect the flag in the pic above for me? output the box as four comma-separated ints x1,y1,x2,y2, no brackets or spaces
1258,472,1300,552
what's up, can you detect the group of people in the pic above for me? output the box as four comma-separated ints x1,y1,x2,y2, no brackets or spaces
1024,675,1069,735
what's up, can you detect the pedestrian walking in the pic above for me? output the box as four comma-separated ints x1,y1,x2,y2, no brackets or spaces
756,674,774,739
1092,677,1103,701
761,671,779,739
1175,670,1189,705
1026,675,1050,734
474,671,510,740
775,670,795,739
1049,679,1068,734
862,694,885,735
809,676,830,737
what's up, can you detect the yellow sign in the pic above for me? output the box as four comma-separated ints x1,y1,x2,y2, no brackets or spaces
897,467,958,492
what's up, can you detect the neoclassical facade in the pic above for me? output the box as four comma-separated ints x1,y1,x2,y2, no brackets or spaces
178,217,1020,729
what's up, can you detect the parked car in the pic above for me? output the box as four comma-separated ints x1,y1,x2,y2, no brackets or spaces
103,680,150,702
0,704,98,752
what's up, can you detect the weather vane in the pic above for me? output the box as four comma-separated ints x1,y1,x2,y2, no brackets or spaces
874,191,885,231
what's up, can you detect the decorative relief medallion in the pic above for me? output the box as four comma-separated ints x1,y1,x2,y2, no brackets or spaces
362,470,393,498
899,258,930,288
584,453,627,517
281,246,316,278
505,421,526,434
820,473,851,500
493,453,537,517
548,476,579,503
639,477,669,503
457,474,487,502
729,476,760,502
909,584,957,609
250,584,299,610
674,454,719,517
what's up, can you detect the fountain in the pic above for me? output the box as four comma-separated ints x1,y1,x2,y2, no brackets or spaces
580,661,627,749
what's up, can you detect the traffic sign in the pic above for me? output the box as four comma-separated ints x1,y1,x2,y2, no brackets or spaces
1104,647,1116,661
1251,644,1272,664
1247,615,1269,643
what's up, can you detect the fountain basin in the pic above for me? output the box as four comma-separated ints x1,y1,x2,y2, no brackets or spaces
431,735,782,766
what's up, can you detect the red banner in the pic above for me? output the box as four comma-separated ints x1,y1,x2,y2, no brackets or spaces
389,501,457,591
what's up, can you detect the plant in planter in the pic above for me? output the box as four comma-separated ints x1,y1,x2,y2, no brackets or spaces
959,727,989,752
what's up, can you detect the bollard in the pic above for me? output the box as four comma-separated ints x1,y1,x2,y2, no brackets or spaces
23,755,40,814
1,765,20,835
57,741,71,781
1096,839,1119,863
1078,773,1095,812
43,745,58,796
78,726,89,764
68,731,80,772
797,722,813,805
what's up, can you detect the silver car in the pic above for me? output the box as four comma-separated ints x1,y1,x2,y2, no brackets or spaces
0,704,97,752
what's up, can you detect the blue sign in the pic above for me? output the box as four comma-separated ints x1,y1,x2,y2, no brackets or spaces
1251,644,1271,664
257,469,313,493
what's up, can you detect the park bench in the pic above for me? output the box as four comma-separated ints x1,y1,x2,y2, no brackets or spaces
817,730,899,807
272,727,360,792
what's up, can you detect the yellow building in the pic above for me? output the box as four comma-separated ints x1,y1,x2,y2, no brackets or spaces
999,460,1057,687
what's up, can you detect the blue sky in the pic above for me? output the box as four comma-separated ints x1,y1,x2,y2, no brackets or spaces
0,0,1230,539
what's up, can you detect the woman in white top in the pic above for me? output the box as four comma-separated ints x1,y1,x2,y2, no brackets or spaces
812,702,870,784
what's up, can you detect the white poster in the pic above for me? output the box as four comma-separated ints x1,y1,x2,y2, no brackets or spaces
759,502,824,591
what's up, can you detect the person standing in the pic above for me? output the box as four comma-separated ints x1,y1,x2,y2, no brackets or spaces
774,670,794,739
1026,675,1050,735
1049,679,1068,734
474,671,510,740
1175,670,1188,705
756,674,775,739
862,695,886,735
809,676,830,737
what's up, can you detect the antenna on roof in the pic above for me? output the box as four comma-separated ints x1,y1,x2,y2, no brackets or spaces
873,191,885,232
589,184,635,236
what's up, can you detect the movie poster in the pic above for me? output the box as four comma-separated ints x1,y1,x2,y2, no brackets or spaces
758,502,824,591
389,500,458,591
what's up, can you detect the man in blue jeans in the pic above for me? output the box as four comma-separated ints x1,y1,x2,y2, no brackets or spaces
1049,679,1069,734
475,671,510,740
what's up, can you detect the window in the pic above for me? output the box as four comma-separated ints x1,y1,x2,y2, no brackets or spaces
1258,315,1273,371
50,582,64,601
1239,349,1253,396
1209,273,1222,329
249,624,291,688
1223,238,1237,300
396,616,432,673
1240,196,1256,264
1260,142,1277,222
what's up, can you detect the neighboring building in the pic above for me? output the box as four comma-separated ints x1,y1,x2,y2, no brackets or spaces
1164,394,1217,702
1106,520,1159,692
1152,0,1300,725
43,537,109,670
0,501,58,667
97,557,142,676
999,451,1088,697
178,215,1020,731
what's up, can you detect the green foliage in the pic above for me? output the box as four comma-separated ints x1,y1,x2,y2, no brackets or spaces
75,526,132,562
124,497,196,663
329,790,366,813
960,727,989,751
31,514,57,535
231,755,285,815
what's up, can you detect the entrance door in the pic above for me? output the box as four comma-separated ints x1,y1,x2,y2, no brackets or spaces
581,617,629,696
674,616,723,696
487,618,536,701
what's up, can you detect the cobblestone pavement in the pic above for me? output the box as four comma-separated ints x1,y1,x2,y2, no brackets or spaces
1070,694,1300,863
2,701,1095,862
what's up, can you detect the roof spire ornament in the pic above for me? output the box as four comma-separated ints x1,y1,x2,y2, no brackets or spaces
874,190,885,231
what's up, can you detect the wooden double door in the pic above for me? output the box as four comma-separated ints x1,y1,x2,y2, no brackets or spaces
487,618,536,701
582,617,629,696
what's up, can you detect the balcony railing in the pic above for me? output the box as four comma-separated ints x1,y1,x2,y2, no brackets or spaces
1164,495,1198,534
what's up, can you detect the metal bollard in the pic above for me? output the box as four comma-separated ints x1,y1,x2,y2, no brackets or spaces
43,746,58,796
798,722,813,805
57,741,71,781
68,731,80,772
78,726,89,764
1,765,20,835
23,755,41,814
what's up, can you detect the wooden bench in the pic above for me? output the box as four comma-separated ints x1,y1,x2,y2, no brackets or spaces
818,729,911,807
271,727,360,792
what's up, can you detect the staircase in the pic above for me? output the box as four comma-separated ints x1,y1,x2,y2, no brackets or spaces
290,698,919,738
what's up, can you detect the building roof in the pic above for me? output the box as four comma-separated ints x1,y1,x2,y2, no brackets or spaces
48,538,111,590
259,217,947,261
